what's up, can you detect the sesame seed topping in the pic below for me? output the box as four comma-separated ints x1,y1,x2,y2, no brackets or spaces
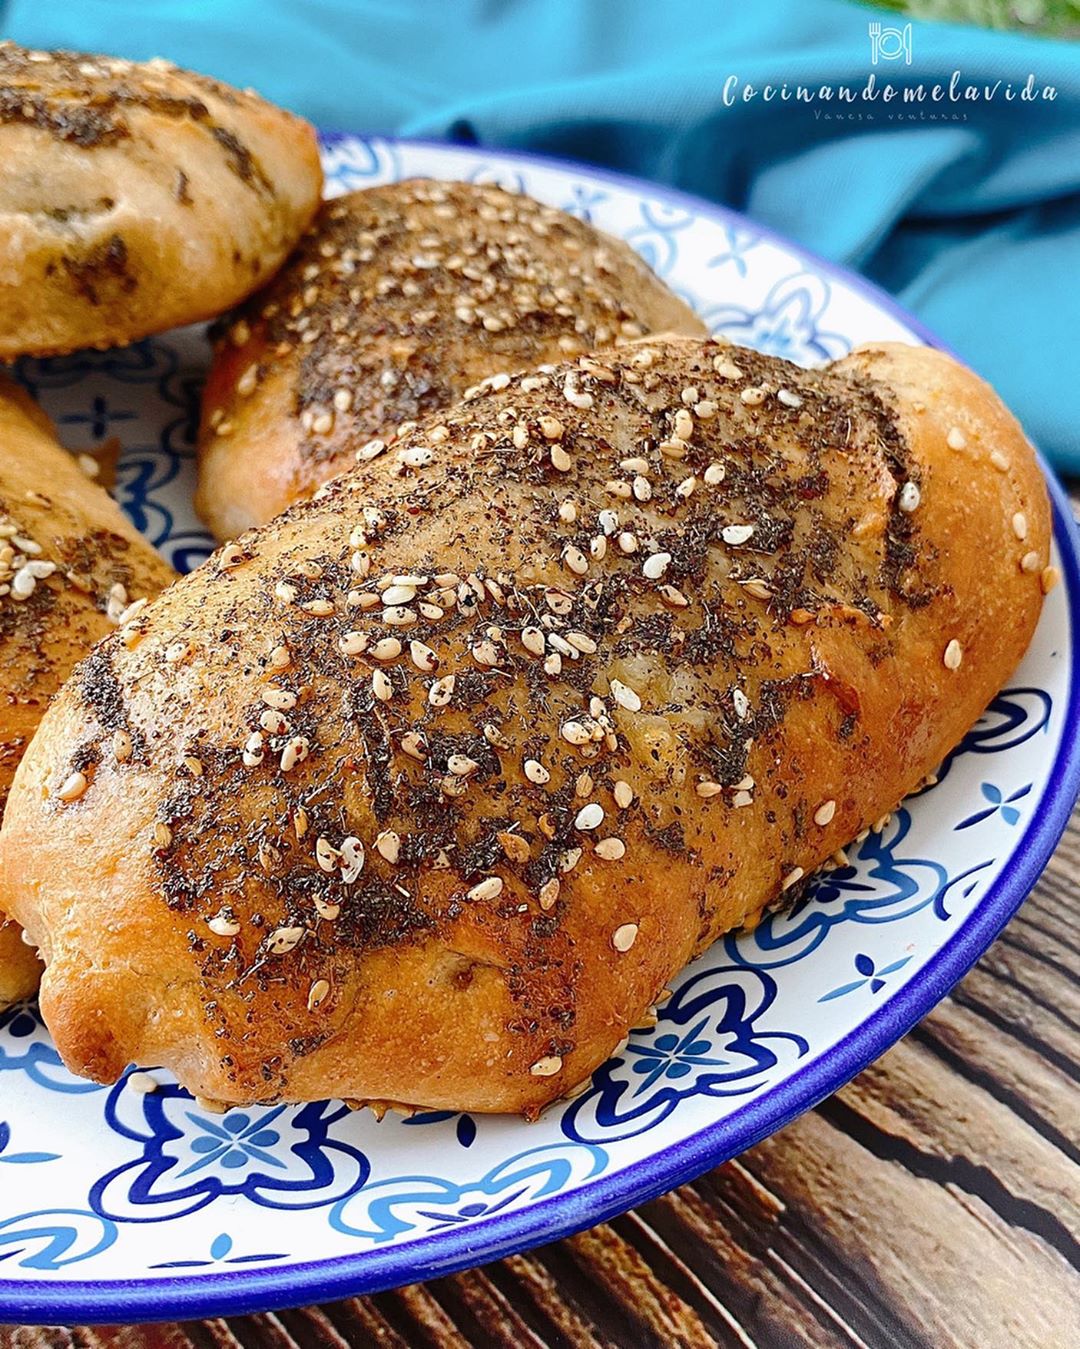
704,462,726,486
642,552,671,581
574,802,604,831
612,923,638,952
781,868,805,892
308,979,330,1012
54,770,88,802
127,1071,159,1096
208,912,240,938
468,876,504,901
429,674,456,706
696,780,723,799
614,780,634,809
261,686,297,711
595,837,626,861
280,735,310,771
524,758,551,785
722,524,755,546
1012,511,1028,541
530,1055,563,1077
1042,565,1060,594
266,925,304,955
375,830,401,863
1021,551,1041,574
372,669,394,701
947,427,967,450
814,799,837,827
943,639,963,671
561,721,591,746
371,637,402,661
538,878,560,910
610,678,642,712
777,388,803,409
990,450,1011,472
898,482,921,513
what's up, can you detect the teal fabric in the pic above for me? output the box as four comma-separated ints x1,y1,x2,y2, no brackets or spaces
4,0,1079,469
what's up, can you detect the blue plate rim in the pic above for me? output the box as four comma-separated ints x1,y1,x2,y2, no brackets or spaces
2,133,1078,1325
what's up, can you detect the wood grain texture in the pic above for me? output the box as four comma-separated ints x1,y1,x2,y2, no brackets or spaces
3,540,1078,1349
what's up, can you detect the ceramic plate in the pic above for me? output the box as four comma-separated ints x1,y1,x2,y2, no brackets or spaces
2,136,1078,1324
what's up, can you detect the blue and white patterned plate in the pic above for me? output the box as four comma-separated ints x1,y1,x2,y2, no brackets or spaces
2,136,1078,1325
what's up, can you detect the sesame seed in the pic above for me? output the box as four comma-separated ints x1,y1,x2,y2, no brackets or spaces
429,674,456,706
499,831,531,863
643,552,671,581
369,637,401,663
898,482,921,513
740,578,772,601
372,669,394,702
260,709,288,734
614,780,634,809
530,1055,563,1077
558,499,578,523
990,450,1011,472
620,457,650,474
468,876,504,902
550,445,573,472
618,532,638,554
315,836,339,872
814,799,837,827
574,802,604,831
610,679,642,712
595,837,626,861
400,731,427,760
676,476,696,499
382,606,417,627
267,926,304,955
563,545,589,576
1020,551,1040,573
947,427,967,450
777,388,803,409
113,729,133,762
338,630,368,657
280,736,310,771
1042,565,1060,594
340,836,365,883
740,385,767,406
561,721,591,746
409,640,438,672
659,584,689,608
375,830,401,863
722,524,755,546
696,780,723,799
448,754,480,777
612,923,638,952
632,475,652,503
308,979,331,1012
733,790,754,808
207,910,241,937
560,847,583,873
242,732,265,767
524,758,551,785
127,1071,158,1095
1012,511,1028,541
54,770,88,802
781,868,805,891
539,878,560,910
261,686,297,710
521,626,546,656
539,416,564,441
943,639,963,671
714,359,744,379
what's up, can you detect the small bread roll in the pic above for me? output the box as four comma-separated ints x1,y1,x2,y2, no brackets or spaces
0,339,1049,1112
0,41,322,359
195,180,706,539
0,377,175,1005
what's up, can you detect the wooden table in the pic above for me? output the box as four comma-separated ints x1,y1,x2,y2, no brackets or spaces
5,529,1079,1349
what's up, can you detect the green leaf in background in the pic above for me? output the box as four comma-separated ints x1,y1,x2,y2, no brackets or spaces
869,0,1080,36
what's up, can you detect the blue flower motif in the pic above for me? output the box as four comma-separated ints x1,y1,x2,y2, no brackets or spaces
956,782,1032,831
625,1018,738,1096
0,1211,117,1271
563,966,808,1144
559,185,609,221
180,1108,286,1176
57,394,136,440
707,223,762,278
90,1079,369,1221
700,270,849,363
819,952,914,1002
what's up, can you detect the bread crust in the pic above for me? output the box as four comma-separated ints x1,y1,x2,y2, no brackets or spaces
0,339,1049,1111
0,376,176,1004
0,41,322,358
195,180,707,539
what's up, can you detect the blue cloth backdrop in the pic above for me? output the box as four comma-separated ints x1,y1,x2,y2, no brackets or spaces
4,0,1079,470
